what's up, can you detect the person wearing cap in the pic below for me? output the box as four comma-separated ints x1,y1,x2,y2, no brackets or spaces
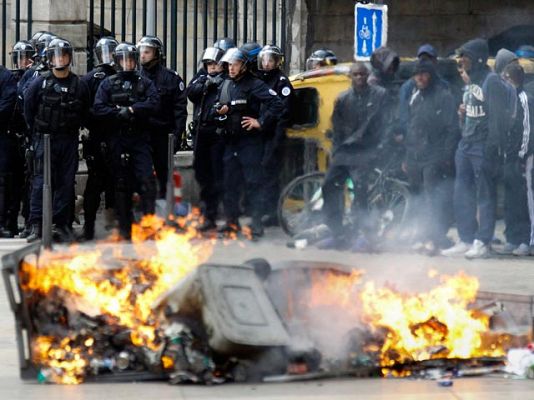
442,38,515,258
214,48,284,239
187,46,227,232
80,37,119,240
316,62,387,251
93,42,160,240
402,60,459,255
138,36,187,200
23,38,90,242
500,63,533,256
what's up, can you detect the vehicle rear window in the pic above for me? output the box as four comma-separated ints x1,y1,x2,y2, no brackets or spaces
289,87,319,129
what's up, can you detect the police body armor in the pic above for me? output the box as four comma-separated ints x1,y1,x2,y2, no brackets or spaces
33,72,82,135
217,79,259,138
108,74,147,134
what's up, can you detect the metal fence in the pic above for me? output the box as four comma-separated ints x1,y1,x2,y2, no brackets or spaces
1,0,286,81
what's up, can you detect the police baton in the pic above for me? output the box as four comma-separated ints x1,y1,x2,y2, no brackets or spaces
165,134,175,221
42,134,53,249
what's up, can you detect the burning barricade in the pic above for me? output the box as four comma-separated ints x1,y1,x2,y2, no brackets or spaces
2,217,532,384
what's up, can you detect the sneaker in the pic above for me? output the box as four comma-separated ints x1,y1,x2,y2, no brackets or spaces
500,243,518,255
350,236,373,253
421,241,438,256
441,241,471,256
411,241,424,252
465,239,490,259
512,243,530,256
315,236,348,250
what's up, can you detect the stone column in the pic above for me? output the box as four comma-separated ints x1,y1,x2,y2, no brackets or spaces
287,0,308,75
14,0,87,75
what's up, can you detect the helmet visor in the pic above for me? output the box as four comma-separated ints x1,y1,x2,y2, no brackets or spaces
116,52,139,71
138,45,157,65
258,51,282,71
306,58,323,71
11,52,33,69
96,43,116,65
47,47,73,69
202,47,223,64
220,48,240,64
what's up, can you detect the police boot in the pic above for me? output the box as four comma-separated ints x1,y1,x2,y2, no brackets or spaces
140,177,157,216
19,223,32,239
115,185,132,241
26,224,42,243
53,225,76,244
82,220,95,241
0,174,13,238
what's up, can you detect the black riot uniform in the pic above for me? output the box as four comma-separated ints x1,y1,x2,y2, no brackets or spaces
0,66,18,237
93,42,160,239
138,36,187,199
80,37,119,240
215,49,284,238
23,38,90,242
257,45,293,225
7,40,36,237
187,46,226,230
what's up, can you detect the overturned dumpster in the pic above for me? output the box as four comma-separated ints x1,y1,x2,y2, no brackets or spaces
2,223,533,384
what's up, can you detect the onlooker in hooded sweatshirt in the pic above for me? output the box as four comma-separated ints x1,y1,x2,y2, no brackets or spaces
402,60,459,255
501,63,534,256
442,38,515,259
369,47,404,169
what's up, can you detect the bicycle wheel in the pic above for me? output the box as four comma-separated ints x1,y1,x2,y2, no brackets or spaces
278,172,326,236
368,178,411,239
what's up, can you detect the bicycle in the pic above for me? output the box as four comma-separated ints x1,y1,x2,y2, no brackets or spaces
277,165,411,240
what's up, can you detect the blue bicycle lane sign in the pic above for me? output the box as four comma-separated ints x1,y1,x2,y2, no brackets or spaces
354,2,388,60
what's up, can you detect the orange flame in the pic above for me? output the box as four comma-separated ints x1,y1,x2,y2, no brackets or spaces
20,215,213,384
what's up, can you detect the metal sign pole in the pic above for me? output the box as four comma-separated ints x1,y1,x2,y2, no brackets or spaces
165,134,175,221
42,134,52,249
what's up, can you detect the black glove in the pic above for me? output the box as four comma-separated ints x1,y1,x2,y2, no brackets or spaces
117,106,132,122
205,75,223,89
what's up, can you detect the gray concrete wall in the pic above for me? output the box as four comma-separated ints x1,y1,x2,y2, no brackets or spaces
305,0,534,62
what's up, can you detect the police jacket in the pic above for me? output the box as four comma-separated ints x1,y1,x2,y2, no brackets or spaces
187,71,226,131
330,84,386,166
9,68,28,135
81,64,117,133
215,72,284,139
406,81,458,164
18,63,48,101
140,63,187,137
23,71,90,136
461,66,516,153
0,66,17,134
260,68,293,141
93,71,159,135
186,67,207,122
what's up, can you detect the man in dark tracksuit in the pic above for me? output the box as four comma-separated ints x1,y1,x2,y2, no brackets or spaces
215,49,284,238
318,62,386,251
0,66,18,237
257,45,293,226
442,38,515,258
138,36,187,199
24,38,90,242
403,60,459,254
187,46,226,231
501,63,532,255
80,37,118,240
94,42,160,240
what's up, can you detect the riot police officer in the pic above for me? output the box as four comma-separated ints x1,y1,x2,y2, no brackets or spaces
305,48,338,70
8,40,36,237
187,46,226,231
18,32,56,100
240,42,262,77
0,65,18,237
137,36,187,199
215,49,284,238
80,37,119,240
257,45,293,226
24,38,90,242
93,42,159,240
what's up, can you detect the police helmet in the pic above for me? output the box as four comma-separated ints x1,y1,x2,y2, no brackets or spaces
258,44,284,71
213,37,236,53
45,38,73,70
11,40,35,70
95,36,119,66
114,42,139,72
240,42,262,66
202,47,225,66
30,31,50,47
36,33,57,59
220,48,246,65
305,48,338,70
136,35,165,64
